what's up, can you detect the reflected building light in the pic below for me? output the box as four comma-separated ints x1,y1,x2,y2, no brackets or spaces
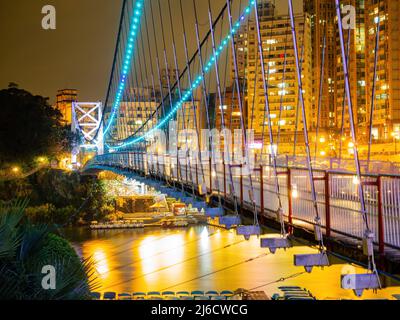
93,250,109,279
353,176,361,185
291,184,299,199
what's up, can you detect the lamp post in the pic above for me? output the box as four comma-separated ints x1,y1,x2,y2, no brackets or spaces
391,132,399,154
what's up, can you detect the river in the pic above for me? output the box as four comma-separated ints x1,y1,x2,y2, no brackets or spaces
64,225,400,300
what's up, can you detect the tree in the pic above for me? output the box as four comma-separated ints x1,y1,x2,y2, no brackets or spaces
0,84,72,166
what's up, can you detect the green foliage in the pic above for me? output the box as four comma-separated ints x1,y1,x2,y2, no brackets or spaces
0,169,115,225
0,201,97,300
0,85,72,166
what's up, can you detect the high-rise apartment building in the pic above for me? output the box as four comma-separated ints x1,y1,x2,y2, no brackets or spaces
304,0,337,132
365,0,400,140
246,12,313,148
56,89,78,124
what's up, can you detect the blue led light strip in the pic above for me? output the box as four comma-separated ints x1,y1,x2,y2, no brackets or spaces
103,0,144,138
109,0,255,150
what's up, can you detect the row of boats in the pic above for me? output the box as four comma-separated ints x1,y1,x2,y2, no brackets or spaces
90,220,145,229
91,290,236,301
91,287,316,300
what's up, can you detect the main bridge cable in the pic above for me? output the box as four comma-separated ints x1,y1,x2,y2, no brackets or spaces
93,0,127,144
288,0,325,252
107,1,231,147
119,1,139,141
335,0,380,283
108,1,256,149
104,0,145,141
251,0,286,235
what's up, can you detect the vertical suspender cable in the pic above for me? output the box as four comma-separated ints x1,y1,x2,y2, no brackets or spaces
335,0,379,278
222,0,259,218
338,28,351,165
314,19,327,160
251,0,285,233
193,0,226,210
367,0,381,171
178,0,207,193
289,0,324,250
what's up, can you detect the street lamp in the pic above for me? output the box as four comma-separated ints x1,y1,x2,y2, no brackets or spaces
391,132,399,154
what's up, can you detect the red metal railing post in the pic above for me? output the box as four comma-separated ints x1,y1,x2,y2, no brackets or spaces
195,161,199,187
260,165,264,215
209,158,212,193
223,162,227,198
325,172,331,238
378,176,385,255
240,164,244,212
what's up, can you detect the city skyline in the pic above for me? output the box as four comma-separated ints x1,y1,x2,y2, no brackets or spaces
0,0,303,103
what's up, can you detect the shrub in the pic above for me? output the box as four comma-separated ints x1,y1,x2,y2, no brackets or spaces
0,200,97,300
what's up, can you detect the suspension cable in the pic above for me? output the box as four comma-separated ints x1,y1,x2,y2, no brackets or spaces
251,0,285,232
367,0,382,171
335,0,379,278
338,28,351,165
178,0,207,193
288,0,324,251
193,0,227,210
314,18,327,160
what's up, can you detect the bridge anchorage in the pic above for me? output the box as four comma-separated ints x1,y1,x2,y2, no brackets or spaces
76,0,400,297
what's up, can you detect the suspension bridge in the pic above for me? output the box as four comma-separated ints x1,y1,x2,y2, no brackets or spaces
72,0,400,297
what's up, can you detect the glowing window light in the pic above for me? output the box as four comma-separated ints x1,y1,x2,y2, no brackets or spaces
108,0,256,150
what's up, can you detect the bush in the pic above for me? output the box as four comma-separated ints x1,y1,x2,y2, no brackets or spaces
0,169,115,226
0,201,96,300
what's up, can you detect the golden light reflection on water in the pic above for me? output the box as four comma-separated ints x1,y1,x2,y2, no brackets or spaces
93,250,109,279
66,226,400,299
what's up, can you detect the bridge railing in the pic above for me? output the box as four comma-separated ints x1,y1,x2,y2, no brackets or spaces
85,152,400,253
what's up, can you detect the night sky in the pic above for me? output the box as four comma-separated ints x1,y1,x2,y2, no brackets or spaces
0,0,302,104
